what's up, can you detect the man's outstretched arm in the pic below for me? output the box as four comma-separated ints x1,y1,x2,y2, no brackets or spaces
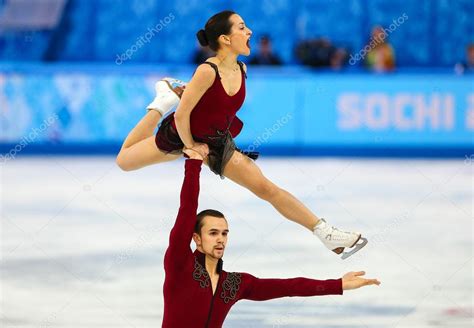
239,271,380,301
239,274,343,301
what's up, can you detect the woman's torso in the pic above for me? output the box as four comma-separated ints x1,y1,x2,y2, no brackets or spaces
171,60,246,142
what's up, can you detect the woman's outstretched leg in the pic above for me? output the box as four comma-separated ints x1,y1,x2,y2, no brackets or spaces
223,150,319,231
222,150,366,258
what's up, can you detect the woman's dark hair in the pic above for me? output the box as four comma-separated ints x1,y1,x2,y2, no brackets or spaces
195,209,226,234
196,10,236,52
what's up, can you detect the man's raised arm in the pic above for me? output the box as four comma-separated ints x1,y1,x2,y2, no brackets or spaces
164,159,203,269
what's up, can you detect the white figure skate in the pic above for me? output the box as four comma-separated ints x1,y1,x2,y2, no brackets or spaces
313,219,368,260
146,77,187,115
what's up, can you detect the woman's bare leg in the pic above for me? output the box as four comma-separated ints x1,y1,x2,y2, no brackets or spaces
116,111,180,171
222,151,319,231
120,110,161,150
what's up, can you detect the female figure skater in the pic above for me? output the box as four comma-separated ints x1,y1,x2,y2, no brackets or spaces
116,10,367,259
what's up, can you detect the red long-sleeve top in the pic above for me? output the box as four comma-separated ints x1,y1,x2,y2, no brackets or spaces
162,160,343,327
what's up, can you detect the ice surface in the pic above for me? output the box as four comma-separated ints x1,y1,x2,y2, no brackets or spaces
1,157,472,327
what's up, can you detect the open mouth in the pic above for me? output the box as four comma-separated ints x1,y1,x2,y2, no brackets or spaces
246,38,251,49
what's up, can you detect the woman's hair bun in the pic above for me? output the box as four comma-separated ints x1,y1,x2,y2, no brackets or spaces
196,29,209,47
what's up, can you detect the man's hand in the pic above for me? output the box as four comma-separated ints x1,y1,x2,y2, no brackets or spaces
185,142,209,158
342,271,380,290
183,144,209,161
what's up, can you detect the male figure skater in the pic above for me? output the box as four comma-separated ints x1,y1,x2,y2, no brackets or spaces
162,147,380,327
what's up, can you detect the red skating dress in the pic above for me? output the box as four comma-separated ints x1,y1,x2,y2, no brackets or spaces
155,61,258,177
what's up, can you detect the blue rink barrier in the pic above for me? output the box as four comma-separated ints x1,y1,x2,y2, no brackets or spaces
0,64,473,158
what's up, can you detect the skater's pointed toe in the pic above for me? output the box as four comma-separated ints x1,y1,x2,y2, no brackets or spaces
313,218,367,259
349,233,362,248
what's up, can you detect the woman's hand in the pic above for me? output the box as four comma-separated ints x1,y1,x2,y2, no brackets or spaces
183,143,209,160
188,142,209,158
342,271,380,290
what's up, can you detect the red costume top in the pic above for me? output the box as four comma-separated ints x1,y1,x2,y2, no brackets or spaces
172,61,245,140
162,160,343,328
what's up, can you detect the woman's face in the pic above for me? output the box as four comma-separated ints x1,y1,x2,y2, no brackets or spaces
225,14,253,56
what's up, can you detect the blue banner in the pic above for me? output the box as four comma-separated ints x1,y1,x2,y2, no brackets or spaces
0,67,472,157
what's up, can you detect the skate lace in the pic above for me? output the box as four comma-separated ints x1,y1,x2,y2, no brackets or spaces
325,226,352,241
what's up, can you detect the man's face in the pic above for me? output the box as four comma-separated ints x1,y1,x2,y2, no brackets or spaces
193,216,229,260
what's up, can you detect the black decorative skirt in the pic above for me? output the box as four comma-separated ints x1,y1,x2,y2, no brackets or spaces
155,115,259,178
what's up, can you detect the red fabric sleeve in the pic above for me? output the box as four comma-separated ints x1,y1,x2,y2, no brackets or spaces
239,273,343,301
164,159,202,271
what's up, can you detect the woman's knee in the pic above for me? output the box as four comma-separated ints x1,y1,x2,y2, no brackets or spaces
116,151,135,172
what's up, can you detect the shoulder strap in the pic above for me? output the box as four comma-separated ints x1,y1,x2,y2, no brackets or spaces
202,61,221,79
237,61,247,79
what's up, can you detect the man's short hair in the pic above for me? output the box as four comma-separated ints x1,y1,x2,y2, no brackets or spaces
195,209,226,234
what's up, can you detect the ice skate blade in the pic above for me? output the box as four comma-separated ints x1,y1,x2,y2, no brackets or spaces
331,234,361,255
341,237,368,260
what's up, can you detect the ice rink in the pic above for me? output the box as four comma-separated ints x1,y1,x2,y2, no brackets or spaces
1,156,472,327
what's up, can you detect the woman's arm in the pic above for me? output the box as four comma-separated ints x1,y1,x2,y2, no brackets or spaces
174,64,215,151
